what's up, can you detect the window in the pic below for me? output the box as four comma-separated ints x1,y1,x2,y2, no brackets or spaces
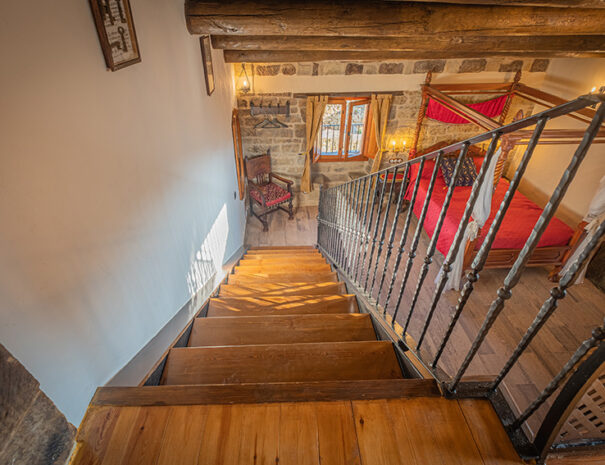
314,97,375,162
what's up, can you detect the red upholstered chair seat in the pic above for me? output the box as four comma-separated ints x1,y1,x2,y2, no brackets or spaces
250,182,292,207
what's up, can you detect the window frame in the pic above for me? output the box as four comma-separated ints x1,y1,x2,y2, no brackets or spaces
313,97,375,162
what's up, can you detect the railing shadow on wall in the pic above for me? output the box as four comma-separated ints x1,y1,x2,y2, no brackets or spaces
316,93,605,463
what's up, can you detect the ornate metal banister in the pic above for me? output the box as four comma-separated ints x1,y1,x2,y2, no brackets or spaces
316,93,605,461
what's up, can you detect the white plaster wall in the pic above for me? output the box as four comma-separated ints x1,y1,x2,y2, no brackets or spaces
0,0,245,425
519,59,605,220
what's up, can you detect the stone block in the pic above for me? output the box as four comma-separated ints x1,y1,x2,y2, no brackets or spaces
319,62,346,75
459,59,487,73
413,60,445,74
379,63,404,74
363,64,378,74
281,64,296,75
313,63,319,76
255,65,280,76
0,392,75,465
345,63,364,75
499,60,524,72
297,63,314,76
530,59,550,73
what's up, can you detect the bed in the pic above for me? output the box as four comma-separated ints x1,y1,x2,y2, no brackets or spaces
404,145,578,273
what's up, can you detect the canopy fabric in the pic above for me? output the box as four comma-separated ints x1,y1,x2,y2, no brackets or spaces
426,95,508,124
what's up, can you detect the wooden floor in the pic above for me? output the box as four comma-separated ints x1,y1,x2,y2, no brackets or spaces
75,397,522,465
246,206,605,438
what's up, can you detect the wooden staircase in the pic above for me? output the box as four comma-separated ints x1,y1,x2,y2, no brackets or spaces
73,246,524,465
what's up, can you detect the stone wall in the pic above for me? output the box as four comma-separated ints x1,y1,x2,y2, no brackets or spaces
0,343,75,465
237,57,543,206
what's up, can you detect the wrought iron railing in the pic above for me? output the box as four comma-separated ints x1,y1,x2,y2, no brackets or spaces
316,93,605,462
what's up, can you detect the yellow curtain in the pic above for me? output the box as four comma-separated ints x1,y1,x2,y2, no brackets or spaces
370,94,392,173
301,95,329,193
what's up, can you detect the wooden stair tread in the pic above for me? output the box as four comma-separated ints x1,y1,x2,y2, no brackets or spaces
242,252,324,260
239,256,327,264
160,341,403,385
92,379,440,406
235,264,332,273
229,272,338,284
189,314,376,346
207,294,358,317
248,246,316,251
219,282,346,296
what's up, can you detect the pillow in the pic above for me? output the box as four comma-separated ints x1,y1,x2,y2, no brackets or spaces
440,156,477,187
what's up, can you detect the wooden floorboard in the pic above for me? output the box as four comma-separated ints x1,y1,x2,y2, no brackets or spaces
75,398,524,465
246,206,605,439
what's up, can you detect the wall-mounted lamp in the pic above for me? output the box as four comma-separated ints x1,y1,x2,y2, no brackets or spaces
238,63,251,94
387,138,408,163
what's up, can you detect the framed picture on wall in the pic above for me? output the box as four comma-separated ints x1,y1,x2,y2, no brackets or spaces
89,0,141,71
200,36,215,96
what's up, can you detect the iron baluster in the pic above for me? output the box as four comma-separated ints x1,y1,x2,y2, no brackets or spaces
369,166,399,297
389,158,426,322
363,171,389,291
431,119,548,366
510,322,605,431
416,134,500,364
449,103,605,392
413,146,469,349
377,164,411,305
492,219,605,391
344,180,362,274
350,177,369,278
398,153,443,335
333,184,344,265
356,174,379,282
336,183,350,267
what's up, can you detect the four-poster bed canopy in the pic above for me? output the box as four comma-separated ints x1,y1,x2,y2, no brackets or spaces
406,71,603,280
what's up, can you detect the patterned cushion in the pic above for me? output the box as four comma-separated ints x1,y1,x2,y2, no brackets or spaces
249,182,291,207
440,156,477,187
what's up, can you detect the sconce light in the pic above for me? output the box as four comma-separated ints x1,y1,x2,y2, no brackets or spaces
238,63,251,94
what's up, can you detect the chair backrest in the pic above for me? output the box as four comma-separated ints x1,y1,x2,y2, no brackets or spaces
245,151,271,184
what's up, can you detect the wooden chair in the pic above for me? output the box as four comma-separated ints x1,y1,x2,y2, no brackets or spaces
245,151,294,231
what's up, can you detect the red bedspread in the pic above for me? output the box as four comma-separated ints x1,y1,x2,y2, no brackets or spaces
405,162,574,256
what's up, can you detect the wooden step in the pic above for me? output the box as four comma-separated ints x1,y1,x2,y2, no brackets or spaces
242,253,325,262
219,282,346,297
234,264,333,274
248,246,316,251
228,272,338,284
160,341,403,385
92,379,440,406
207,294,358,317
237,257,328,266
189,314,376,346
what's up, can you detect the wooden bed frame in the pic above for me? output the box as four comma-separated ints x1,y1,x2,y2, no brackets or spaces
407,76,598,279
411,141,586,278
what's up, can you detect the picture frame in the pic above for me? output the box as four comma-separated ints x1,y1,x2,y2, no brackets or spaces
200,36,215,96
89,0,141,71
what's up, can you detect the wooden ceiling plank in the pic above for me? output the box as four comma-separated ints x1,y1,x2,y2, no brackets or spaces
186,1,605,37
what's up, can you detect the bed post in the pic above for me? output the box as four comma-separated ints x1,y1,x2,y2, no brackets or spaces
499,70,521,125
410,71,432,158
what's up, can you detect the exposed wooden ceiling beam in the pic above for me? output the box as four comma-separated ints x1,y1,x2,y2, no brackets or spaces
223,50,604,63
385,0,605,7
212,35,605,55
186,1,605,37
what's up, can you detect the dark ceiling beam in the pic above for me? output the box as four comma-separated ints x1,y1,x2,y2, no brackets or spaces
212,35,605,55
385,0,605,7
223,50,605,63
186,1,605,37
